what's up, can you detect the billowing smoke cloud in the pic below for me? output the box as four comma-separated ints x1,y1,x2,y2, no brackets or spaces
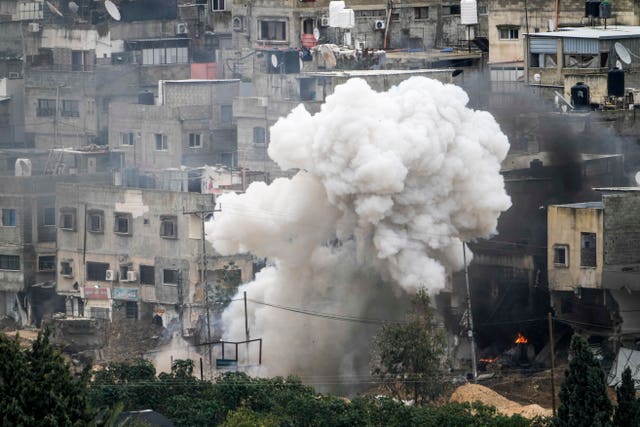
206,77,511,386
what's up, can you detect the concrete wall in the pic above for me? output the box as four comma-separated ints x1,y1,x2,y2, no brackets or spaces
548,204,603,291
55,183,253,330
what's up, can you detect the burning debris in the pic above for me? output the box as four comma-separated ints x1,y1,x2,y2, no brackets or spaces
207,77,511,384
515,332,529,345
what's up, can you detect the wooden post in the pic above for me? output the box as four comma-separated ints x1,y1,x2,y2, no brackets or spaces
548,312,557,416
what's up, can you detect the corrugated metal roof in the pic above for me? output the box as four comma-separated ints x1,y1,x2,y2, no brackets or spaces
528,26,640,40
530,38,557,53
563,38,599,54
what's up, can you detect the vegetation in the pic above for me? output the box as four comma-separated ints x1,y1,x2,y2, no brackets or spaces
613,366,640,427
0,329,95,426
556,334,613,427
370,288,448,405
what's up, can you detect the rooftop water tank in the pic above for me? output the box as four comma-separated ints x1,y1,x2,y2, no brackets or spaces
600,0,612,19
460,0,478,25
608,68,625,97
571,82,590,109
585,0,601,17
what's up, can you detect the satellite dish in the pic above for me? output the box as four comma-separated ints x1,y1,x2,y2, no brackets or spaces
46,1,63,17
635,171,640,186
270,53,279,68
104,0,121,21
615,42,632,65
534,73,541,82
313,27,320,40
68,1,79,13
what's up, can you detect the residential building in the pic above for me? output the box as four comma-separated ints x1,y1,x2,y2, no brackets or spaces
55,183,253,337
108,79,239,173
0,77,25,147
548,189,640,347
0,173,111,326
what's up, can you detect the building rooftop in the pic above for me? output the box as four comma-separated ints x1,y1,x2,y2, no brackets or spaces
554,201,603,209
303,69,455,78
528,26,640,40
501,152,621,172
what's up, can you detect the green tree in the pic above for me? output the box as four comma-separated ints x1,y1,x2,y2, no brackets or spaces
0,330,95,426
556,334,612,427
370,288,448,405
613,366,640,427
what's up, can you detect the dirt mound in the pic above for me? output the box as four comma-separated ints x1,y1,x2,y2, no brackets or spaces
450,383,552,419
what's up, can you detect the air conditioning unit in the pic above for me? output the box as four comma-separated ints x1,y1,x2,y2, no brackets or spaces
8,72,21,79
28,22,40,33
105,270,117,281
176,22,188,35
320,16,330,27
126,271,138,282
374,20,386,31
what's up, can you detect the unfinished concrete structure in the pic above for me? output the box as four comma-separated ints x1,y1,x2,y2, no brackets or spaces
55,183,253,337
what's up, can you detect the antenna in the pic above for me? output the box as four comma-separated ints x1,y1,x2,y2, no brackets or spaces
104,0,121,21
68,1,79,13
615,42,632,65
46,1,64,17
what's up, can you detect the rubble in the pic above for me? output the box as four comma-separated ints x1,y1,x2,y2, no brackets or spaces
450,383,552,419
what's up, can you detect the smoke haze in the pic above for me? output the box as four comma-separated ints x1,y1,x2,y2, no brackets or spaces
206,77,511,385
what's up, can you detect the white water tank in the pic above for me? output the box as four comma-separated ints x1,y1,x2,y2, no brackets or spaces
460,0,479,25
15,158,32,176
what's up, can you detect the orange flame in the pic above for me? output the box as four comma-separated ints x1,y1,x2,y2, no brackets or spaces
480,356,499,364
515,332,528,344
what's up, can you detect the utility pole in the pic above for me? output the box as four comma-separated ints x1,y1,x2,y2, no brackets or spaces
244,291,249,341
463,242,478,382
183,197,220,376
548,312,557,416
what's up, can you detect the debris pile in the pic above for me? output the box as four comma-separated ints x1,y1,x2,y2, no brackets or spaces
450,383,552,419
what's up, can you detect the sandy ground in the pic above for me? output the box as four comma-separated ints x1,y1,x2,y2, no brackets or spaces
450,383,552,418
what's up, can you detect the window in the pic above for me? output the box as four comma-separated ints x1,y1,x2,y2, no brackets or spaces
0,255,20,270
60,260,73,277
212,0,226,11
37,99,56,117
581,232,597,267
499,28,519,40
259,20,287,41
443,5,460,15
478,5,488,15
125,301,138,319
2,209,16,226
160,216,178,239
140,265,155,285
87,210,104,233
90,307,109,319
141,47,188,65
38,255,55,272
119,264,131,281
414,7,429,19
86,261,110,281
553,245,569,267
155,133,168,151
221,152,234,168
61,100,80,117
59,208,76,231
121,132,134,146
43,207,55,226
253,126,266,144
114,212,132,235
163,269,179,285
221,105,232,123
189,133,201,148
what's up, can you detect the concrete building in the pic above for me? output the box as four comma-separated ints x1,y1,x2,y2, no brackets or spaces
108,79,239,174
488,0,638,85
524,26,640,104
0,173,111,326
0,77,25,147
55,183,253,337
548,189,640,347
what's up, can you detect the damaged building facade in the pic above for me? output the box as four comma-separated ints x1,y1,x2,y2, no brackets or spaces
55,183,253,337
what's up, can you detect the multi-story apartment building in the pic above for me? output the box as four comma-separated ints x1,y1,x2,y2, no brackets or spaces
55,183,253,336
108,79,239,173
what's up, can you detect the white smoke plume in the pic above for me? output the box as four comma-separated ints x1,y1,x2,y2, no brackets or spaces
206,77,511,386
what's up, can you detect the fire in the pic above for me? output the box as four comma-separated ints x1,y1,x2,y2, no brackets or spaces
515,332,528,344
480,356,499,364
